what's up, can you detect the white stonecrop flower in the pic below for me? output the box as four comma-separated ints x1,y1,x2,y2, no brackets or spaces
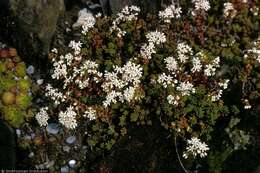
157,73,174,88
102,61,143,107
183,137,209,159
243,99,252,109
247,44,260,63
146,31,167,45
35,107,49,126
219,79,230,89
167,95,180,106
140,43,156,59
177,42,193,63
69,40,82,55
141,31,166,59
177,81,196,96
51,48,58,54
123,86,136,102
51,59,67,80
58,106,78,129
84,107,96,121
72,8,96,35
204,57,220,76
204,64,216,76
192,0,210,12
165,56,179,72
111,5,140,37
45,84,66,105
103,91,123,107
159,3,182,23
211,89,223,102
191,56,202,73
223,2,237,18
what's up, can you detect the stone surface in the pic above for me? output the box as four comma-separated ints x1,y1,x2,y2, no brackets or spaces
5,0,65,58
46,123,60,135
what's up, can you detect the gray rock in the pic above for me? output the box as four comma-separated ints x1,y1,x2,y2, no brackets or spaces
63,146,71,152
46,123,60,135
60,165,69,173
66,135,76,144
68,159,76,168
8,0,65,57
26,65,35,75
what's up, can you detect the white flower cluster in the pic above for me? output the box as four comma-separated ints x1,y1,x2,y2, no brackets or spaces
177,81,196,96
35,107,49,127
223,2,237,18
69,40,82,55
165,56,179,72
159,3,182,23
141,31,166,59
157,73,175,88
211,79,229,102
58,106,78,129
102,61,143,107
74,60,103,89
51,53,75,80
84,107,97,121
204,57,220,76
243,99,252,109
45,84,66,105
51,46,102,89
191,56,202,73
167,95,180,106
177,42,193,63
72,8,96,35
183,137,209,159
246,38,260,63
111,5,140,37
192,0,210,12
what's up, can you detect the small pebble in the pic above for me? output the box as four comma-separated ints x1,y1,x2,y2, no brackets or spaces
26,65,35,75
28,152,34,158
66,136,76,144
60,166,69,173
37,79,44,85
46,123,60,134
68,160,76,168
63,146,71,152
30,133,36,139
16,129,21,137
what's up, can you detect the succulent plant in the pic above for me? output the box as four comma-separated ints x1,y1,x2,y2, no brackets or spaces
15,62,27,77
15,92,32,109
0,48,34,128
1,92,16,105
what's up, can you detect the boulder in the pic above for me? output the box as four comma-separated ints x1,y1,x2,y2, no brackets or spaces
4,0,65,58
